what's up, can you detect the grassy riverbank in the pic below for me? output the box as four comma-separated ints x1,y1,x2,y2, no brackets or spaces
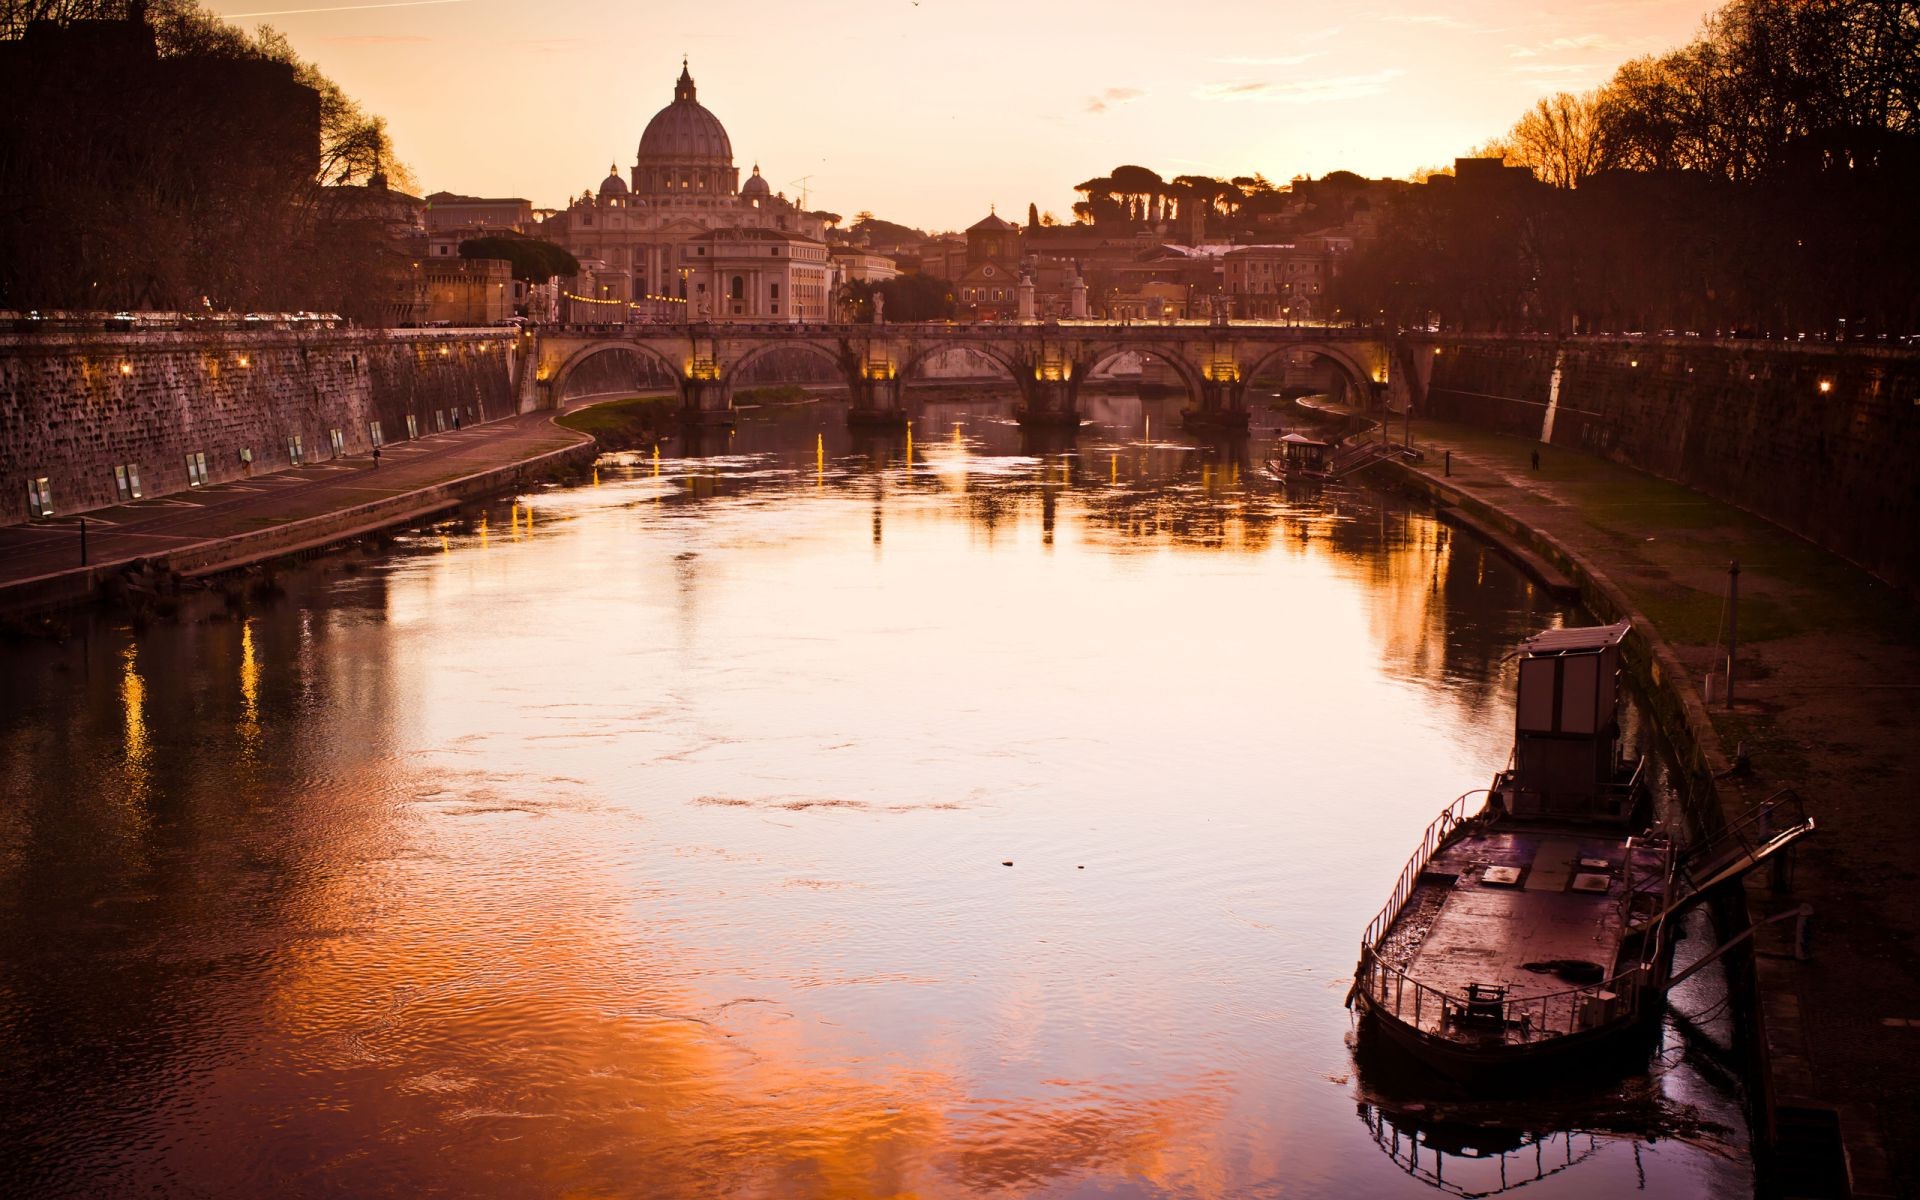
556,395,677,450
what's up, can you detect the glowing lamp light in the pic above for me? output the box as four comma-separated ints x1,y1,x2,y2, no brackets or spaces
118,362,133,376
1629,359,1639,367
238,355,251,368
1818,379,1833,394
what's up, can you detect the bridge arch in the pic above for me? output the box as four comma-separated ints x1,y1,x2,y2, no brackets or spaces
722,338,850,388
1238,342,1381,405
548,340,682,408
1075,341,1207,399
898,340,1025,386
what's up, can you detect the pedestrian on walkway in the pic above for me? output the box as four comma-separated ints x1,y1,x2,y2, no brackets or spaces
372,446,381,469
1530,449,1541,471
453,413,461,431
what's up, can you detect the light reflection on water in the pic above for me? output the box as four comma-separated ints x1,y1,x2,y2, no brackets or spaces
0,392,1748,1197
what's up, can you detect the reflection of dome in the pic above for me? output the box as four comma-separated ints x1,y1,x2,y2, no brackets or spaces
598,164,628,196
741,164,770,198
637,62,733,165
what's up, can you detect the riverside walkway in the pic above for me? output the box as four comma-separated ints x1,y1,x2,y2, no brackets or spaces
0,411,590,615
1387,415,1917,1198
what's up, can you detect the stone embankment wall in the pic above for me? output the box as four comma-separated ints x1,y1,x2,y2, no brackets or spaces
0,327,523,522
1411,336,1920,594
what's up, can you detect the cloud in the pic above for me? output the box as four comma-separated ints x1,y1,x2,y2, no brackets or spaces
1510,62,1608,76
1194,69,1405,105
318,33,431,44
225,0,475,15
1363,11,1475,28
1211,52,1325,67
1509,32,1622,58
1085,87,1145,114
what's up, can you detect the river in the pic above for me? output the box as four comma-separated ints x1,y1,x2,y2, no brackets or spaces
0,390,1750,1197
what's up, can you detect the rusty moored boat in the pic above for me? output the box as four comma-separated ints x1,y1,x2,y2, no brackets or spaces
1349,622,1814,1078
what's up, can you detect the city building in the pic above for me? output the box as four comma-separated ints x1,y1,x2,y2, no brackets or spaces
829,247,900,285
423,257,512,325
423,193,534,236
954,211,1023,321
538,61,835,323
1223,231,1356,320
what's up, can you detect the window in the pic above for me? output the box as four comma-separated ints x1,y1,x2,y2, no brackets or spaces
114,463,143,501
184,451,208,487
770,283,780,300
406,413,419,439
435,410,447,432
329,428,345,458
369,420,383,448
27,476,52,517
730,276,744,300
288,435,304,465
771,247,780,257
239,447,253,466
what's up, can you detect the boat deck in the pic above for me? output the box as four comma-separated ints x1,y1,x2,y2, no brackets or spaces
1372,824,1669,1041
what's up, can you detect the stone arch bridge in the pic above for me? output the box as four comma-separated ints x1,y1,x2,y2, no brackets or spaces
523,322,1418,433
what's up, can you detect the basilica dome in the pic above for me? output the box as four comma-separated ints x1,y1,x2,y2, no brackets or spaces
635,62,735,194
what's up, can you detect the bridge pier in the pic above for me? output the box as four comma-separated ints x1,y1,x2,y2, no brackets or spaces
1182,378,1251,436
846,373,909,429
1013,377,1080,430
677,377,735,428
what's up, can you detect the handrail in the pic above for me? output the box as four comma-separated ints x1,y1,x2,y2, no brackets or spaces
1355,942,1656,1043
1361,789,1491,949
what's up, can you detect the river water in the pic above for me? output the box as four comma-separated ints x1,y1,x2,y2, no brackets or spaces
0,391,1750,1198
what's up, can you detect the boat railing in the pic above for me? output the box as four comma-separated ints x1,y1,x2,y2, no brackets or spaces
1362,790,1490,949
1359,1104,1605,1197
1354,944,1654,1044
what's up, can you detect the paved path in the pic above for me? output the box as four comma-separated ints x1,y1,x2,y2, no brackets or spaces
1391,415,1918,1197
0,412,586,594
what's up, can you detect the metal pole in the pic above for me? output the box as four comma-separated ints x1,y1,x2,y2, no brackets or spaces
1726,560,1740,708
1444,449,1451,477
78,516,87,566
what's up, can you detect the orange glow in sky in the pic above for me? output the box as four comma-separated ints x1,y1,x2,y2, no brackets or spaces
206,0,1719,228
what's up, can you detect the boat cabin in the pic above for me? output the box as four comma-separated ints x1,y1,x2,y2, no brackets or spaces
1499,622,1639,822
1276,433,1331,475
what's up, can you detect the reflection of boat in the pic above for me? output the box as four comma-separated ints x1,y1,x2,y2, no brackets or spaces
1350,622,1815,1079
1359,1102,1608,1198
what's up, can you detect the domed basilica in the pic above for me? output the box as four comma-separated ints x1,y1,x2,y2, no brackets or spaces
543,62,835,323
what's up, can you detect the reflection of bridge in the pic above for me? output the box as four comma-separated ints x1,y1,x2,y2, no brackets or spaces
524,322,1415,433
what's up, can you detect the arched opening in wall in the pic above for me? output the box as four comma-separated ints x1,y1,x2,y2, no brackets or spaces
554,345,678,409
1241,346,1376,411
726,340,848,402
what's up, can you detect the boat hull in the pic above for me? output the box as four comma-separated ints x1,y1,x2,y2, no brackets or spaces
1352,982,1666,1083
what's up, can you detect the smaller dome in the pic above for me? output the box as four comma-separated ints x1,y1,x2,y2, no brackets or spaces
599,164,629,196
741,164,770,197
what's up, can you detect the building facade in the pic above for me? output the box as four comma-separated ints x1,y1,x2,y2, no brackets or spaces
954,212,1023,321
539,62,834,324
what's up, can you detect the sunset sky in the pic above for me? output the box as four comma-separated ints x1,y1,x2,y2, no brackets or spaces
206,0,1720,230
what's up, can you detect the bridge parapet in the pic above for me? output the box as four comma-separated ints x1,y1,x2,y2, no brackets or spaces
527,323,1400,431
